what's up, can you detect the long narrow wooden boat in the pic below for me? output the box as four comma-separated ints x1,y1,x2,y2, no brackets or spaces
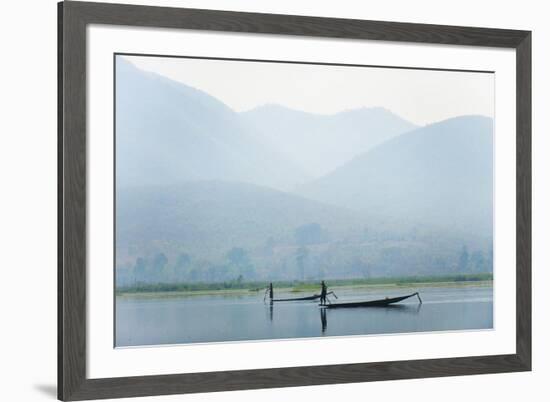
324,292,422,308
271,294,320,302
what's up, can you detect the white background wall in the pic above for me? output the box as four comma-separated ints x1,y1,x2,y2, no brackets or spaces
0,0,547,401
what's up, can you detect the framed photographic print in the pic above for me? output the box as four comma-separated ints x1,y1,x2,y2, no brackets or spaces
58,1,531,400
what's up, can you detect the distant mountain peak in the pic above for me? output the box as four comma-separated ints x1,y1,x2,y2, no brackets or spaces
241,103,417,177
115,56,309,190
299,114,494,234
117,56,236,115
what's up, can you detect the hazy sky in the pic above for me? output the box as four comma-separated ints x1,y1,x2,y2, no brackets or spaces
123,55,494,126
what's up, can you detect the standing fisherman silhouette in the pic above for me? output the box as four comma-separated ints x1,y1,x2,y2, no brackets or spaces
264,282,274,303
320,281,328,305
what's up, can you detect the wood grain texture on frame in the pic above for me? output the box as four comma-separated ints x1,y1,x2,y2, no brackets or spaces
58,1,532,400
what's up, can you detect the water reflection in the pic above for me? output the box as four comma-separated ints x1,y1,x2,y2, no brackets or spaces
318,303,422,334
320,308,327,333
381,303,423,314
116,286,493,346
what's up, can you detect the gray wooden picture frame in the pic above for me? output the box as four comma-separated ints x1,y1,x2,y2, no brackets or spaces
58,1,532,400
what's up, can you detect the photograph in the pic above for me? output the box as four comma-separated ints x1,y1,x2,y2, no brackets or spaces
114,54,495,347
0,0,541,401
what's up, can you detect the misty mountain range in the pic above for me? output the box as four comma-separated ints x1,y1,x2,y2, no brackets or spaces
116,58,419,190
115,57,494,284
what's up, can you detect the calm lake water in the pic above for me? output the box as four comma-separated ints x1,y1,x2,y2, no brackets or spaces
115,285,493,347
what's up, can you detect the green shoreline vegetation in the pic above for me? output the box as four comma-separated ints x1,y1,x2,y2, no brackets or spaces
116,273,493,298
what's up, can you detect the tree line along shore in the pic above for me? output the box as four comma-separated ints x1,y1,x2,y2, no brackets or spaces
116,273,492,296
